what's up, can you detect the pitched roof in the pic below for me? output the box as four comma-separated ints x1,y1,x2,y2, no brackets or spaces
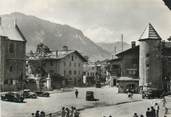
0,16,26,41
115,45,139,56
139,23,161,41
29,50,87,62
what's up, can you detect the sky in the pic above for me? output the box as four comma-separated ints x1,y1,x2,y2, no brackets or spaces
0,0,171,44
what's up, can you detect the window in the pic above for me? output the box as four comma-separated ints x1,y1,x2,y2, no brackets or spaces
64,70,66,75
146,53,150,57
146,64,150,67
64,61,66,66
9,66,13,72
50,61,53,66
78,63,81,67
74,70,77,75
9,43,14,53
69,62,71,67
4,80,8,84
72,56,74,61
69,70,72,75
74,63,76,67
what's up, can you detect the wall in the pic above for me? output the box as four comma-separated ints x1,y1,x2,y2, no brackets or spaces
139,40,162,89
120,49,139,79
57,52,84,86
1,38,26,91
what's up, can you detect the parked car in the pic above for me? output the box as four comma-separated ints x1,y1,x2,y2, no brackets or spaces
86,91,94,101
96,82,101,88
1,92,24,102
35,91,50,97
142,88,163,99
22,89,37,98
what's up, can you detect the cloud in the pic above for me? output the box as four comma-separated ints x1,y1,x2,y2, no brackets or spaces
0,0,171,43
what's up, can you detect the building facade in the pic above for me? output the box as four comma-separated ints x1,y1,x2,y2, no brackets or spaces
27,46,87,89
108,23,171,93
0,17,26,91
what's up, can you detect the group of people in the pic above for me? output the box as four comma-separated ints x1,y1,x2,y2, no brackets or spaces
133,100,168,117
31,110,46,117
61,106,80,117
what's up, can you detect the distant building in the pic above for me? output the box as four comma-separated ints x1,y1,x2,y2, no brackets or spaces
27,45,87,89
83,62,97,86
108,23,171,93
0,17,26,91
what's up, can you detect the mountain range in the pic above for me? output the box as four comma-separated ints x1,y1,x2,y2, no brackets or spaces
1,12,130,61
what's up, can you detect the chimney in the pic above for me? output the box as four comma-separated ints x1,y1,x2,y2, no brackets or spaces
62,46,68,51
131,41,136,48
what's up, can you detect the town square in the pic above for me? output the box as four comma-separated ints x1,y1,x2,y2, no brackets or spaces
0,0,171,117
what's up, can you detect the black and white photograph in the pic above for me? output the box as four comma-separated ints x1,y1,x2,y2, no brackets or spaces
0,0,171,117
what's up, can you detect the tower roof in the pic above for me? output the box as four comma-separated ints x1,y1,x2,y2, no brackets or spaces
139,23,161,41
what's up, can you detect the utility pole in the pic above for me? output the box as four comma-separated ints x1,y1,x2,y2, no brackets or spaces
121,34,123,52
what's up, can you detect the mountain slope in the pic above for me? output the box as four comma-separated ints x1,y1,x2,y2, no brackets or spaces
1,12,111,61
97,41,130,55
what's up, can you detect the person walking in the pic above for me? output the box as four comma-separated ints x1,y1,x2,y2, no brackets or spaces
75,89,79,98
146,108,151,117
40,111,45,117
31,113,35,117
163,97,167,107
154,103,159,117
133,113,138,117
65,108,70,117
150,107,155,117
35,110,40,117
61,107,66,117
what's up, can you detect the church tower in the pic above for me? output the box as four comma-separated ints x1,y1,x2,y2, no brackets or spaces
139,23,163,90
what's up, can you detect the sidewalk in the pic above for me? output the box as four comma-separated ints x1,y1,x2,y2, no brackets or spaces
165,96,171,117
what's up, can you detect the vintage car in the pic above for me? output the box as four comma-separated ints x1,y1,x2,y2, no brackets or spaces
35,91,50,97
23,89,37,98
95,81,101,88
142,88,163,99
1,92,24,102
86,91,95,101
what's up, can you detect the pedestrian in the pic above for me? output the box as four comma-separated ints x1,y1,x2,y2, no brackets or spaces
70,106,75,117
154,103,159,117
65,108,70,117
40,111,45,117
31,113,35,117
61,107,65,117
150,107,155,117
49,113,52,117
162,97,167,107
133,113,138,117
146,108,151,117
75,89,79,98
35,110,40,117
73,109,80,117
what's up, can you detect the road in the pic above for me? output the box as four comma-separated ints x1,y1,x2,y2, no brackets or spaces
1,86,141,117
1,86,169,117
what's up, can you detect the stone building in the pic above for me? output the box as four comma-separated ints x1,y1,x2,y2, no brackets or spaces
83,62,97,86
0,17,26,91
139,23,163,91
108,23,171,93
27,46,87,89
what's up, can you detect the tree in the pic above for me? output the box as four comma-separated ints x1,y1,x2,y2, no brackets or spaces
36,43,51,56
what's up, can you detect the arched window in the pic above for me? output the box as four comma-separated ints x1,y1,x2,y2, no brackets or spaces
9,43,14,53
